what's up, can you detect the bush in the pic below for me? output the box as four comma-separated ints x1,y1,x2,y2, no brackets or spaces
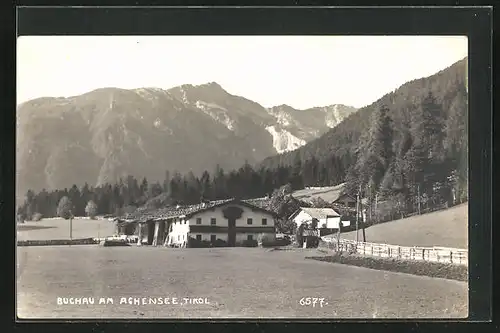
187,237,211,248
242,239,258,247
123,223,137,236
213,238,228,247
57,196,73,220
122,205,137,215
100,239,130,247
261,238,290,248
32,213,43,221
306,252,468,281
85,200,98,219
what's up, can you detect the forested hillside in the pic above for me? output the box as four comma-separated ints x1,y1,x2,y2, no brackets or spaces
260,57,468,214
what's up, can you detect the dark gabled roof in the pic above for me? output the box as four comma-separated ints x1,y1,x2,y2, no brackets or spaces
242,197,272,210
120,198,276,223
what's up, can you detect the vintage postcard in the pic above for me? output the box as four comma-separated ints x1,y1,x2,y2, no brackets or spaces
16,35,469,319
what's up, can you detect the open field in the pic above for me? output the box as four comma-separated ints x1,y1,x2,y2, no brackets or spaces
17,246,467,319
337,203,468,249
292,184,344,203
17,218,116,241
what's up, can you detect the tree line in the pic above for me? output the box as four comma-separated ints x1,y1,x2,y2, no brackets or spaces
259,59,468,220
17,154,345,221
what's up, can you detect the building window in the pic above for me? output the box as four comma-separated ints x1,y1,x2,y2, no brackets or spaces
247,218,253,225
262,218,267,225
196,218,202,224
348,202,356,208
210,235,216,242
196,235,202,241
247,235,253,241
211,218,216,225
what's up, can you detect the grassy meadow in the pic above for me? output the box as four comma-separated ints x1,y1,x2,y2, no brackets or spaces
16,246,467,319
334,203,468,249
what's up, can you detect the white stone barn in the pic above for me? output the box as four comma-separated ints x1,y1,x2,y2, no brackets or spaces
117,198,277,247
289,207,351,232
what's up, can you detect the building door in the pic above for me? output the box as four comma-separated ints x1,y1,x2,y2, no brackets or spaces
222,206,243,247
228,218,236,247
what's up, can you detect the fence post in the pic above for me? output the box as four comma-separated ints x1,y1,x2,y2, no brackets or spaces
436,250,440,262
363,243,366,255
450,251,453,264
371,245,373,255
398,246,401,259
422,249,426,261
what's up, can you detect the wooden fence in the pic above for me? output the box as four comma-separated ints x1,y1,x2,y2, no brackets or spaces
322,238,468,266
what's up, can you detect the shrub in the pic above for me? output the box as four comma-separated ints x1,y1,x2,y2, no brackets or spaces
85,200,98,219
187,237,211,248
260,238,290,248
122,205,137,215
242,239,258,247
123,223,137,236
310,196,330,208
32,213,43,221
57,196,73,220
306,252,468,281
257,233,271,243
213,238,228,247
100,239,130,247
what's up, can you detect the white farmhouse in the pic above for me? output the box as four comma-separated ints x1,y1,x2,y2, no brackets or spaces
117,198,277,247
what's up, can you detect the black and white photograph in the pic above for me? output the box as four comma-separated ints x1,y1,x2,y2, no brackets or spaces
16,35,469,319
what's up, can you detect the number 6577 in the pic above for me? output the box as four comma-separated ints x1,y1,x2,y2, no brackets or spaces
299,297,327,307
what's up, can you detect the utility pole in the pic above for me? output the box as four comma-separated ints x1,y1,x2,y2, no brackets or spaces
368,183,372,224
336,219,342,253
375,193,378,224
69,211,73,241
355,186,360,242
360,185,366,243
417,184,421,215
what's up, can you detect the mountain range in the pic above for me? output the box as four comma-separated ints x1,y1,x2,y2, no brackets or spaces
16,82,357,200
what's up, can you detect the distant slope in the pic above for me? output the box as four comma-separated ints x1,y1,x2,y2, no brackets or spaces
292,183,345,203
336,203,468,248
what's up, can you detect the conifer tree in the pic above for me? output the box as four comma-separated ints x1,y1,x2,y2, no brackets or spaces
57,196,73,219
85,200,98,219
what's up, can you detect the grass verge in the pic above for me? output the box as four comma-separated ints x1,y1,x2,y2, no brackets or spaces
306,252,468,282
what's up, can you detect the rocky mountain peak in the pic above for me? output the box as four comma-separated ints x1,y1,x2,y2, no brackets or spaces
16,83,357,202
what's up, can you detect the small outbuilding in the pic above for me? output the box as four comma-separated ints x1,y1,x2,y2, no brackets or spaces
289,207,351,236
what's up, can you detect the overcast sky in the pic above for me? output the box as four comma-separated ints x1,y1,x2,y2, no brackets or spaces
17,35,467,109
